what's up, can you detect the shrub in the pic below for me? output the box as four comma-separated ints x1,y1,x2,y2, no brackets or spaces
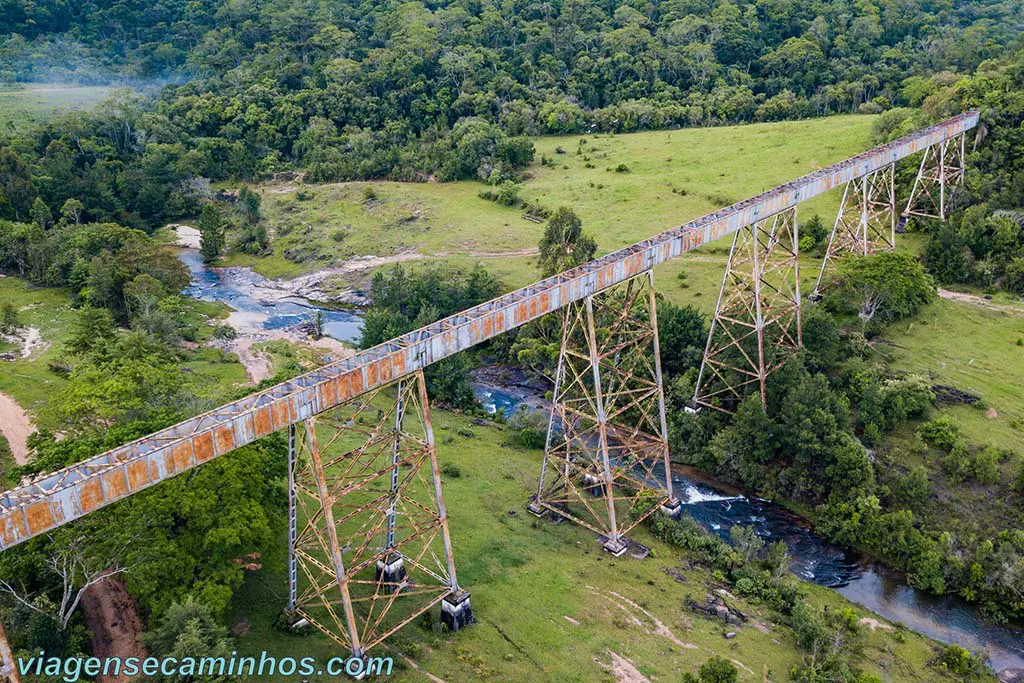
506,407,547,449
942,440,971,483
362,186,378,202
972,446,1001,485
441,463,461,478
614,163,631,173
918,415,961,451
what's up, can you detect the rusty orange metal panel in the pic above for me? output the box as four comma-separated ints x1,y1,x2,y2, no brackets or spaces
0,516,26,548
516,301,527,323
102,468,129,500
336,374,351,403
482,315,494,337
193,432,215,464
495,310,505,331
25,501,54,536
367,361,379,388
254,406,273,437
393,352,406,374
378,358,393,383
214,425,235,456
528,296,538,318
539,291,551,313
126,459,151,490
349,369,364,395
80,477,104,512
170,441,193,473
271,400,291,430
322,379,338,409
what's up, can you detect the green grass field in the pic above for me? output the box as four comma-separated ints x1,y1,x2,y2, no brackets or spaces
226,115,876,286
0,83,113,132
226,403,962,683
882,298,1024,451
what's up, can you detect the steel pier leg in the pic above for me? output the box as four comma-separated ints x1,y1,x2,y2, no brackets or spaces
304,417,364,658
287,423,297,613
584,296,622,553
646,271,680,514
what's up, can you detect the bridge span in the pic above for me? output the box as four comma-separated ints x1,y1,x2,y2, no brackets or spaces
0,111,978,666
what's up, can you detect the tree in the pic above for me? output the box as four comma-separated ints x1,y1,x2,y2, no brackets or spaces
0,301,19,334
538,207,597,277
30,197,52,230
198,203,224,264
656,300,706,376
66,306,116,357
60,199,85,225
823,253,935,332
144,598,235,683
0,147,35,221
0,531,134,631
698,656,738,683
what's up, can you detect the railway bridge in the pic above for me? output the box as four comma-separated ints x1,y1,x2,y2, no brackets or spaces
0,111,977,677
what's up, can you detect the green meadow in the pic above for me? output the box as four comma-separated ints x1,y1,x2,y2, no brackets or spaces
0,83,113,132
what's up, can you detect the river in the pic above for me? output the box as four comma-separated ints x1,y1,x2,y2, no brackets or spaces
179,250,364,343
177,254,1024,677
475,384,1024,677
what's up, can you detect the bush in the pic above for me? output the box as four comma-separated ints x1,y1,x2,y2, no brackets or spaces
935,644,986,677
614,163,631,173
506,407,547,449
918,415,961,451
362,186,378,202
972,446,1001,485
441,462,461,478
942,440,971,483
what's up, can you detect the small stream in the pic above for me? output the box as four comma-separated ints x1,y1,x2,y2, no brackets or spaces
179,250,363,342
176,253,1024,676
475,385,1024,676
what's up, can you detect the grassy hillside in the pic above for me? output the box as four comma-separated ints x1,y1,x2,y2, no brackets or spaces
0,83,113,132
227,404,964,683
224,115,875,286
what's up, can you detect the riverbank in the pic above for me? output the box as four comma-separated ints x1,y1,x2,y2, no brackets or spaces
470,367,1024,677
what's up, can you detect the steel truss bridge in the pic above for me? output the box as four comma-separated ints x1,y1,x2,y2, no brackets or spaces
0,111,978,676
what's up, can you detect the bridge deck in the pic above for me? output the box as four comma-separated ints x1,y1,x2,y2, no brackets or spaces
0,111,979,550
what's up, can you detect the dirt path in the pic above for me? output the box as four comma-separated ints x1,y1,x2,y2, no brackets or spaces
0,391,34,465
79,576,148,683
938,289,1024,316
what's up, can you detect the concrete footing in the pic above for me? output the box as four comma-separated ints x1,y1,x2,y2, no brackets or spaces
602,537,629,557
660,497,683,519
375,553,406,593
526,498,545,516
441,589,474,631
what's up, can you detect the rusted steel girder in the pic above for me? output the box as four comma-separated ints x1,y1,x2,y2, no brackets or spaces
290,371,464,655
903,132,967,223
0,111,979,551
692,207,802,414
812,163,898,297
530,272,676,553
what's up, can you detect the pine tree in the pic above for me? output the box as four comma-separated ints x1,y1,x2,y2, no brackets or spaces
198,203,224,264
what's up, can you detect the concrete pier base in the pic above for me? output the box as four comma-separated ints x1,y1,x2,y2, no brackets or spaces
375,553,406,593
602,537,629,557
441,589,474,631
660,497,683,519
526,498,545,516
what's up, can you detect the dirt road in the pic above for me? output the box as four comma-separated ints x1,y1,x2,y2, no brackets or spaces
0,391,34,465
80,576,148,683
938,289,1024,316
